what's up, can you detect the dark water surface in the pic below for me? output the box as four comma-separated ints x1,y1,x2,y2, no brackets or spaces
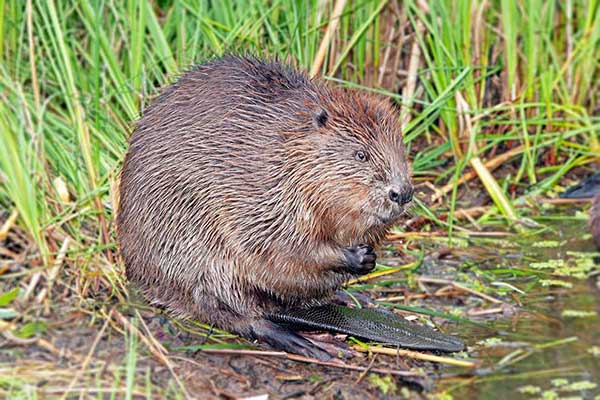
435,220,599,399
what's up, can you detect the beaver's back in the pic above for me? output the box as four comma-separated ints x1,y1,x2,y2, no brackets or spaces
117,56,339,319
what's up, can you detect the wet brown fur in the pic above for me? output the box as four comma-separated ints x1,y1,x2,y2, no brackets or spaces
116,55,411,337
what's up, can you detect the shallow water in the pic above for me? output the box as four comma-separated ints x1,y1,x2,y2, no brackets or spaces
436,220,600,398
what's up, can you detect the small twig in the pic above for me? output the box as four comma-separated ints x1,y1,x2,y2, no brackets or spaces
421,181,444,200
3,328,38,345
114,310,190,400
36,338,85,364
23,272,43,301
399,206,491,233
377,26,395,86
135,310,169,355
376,290,464,302
387,231,447,239
538,197,593,204
452,206,489,220
310,0,348,78
60,308,113,400
418,277,503,304
43,237,70,306
354,353,377,385
387,229,510,240
467,307,504,316
114,310,170,364
400,21,424,131
201,348,306,358
354,345,477,368
344,260,419,286
199,348,423,377
35,288,47,304
0,209,19,241
455,87,474,156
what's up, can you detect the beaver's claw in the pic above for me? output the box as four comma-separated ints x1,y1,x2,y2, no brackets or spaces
343,244,376,275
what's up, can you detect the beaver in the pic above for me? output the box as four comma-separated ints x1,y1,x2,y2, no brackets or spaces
117,55,418,358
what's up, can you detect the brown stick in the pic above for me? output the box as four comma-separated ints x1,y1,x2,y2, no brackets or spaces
114,310,191,399
36,338,85,364
377,27,395,86
114,310,169,364
538,197,593,204
418,277,503,304
0,209,18,241
60,309,113,400
199,348,424,377
310,0,348,78
467,307,504,316
353,354,377,385
43,237,70,306
354,345,477,368
344,260,419,286
400,21,424,131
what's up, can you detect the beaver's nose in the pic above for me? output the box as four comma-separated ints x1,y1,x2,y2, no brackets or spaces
388,186,413,205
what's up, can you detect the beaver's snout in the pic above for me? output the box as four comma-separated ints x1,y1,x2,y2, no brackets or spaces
371,183,413,225
387,184,413,206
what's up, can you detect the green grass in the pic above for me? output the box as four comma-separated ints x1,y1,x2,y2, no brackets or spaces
0,0,598,266
0,0,599,398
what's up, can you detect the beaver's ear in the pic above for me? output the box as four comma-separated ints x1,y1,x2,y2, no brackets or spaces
313,108,328,128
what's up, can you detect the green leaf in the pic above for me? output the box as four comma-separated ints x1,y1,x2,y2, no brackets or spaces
14,321,48,338
0,287,19,306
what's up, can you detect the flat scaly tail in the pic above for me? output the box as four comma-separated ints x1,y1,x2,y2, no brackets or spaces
269,304,465,352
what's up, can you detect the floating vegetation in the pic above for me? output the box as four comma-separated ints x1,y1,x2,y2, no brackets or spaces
530,259,568,270
558,381,598,392
551,379,570,388
588,347,600,357
517,380,598,400
529,257,596,279
531,240,563,248
539,280,574,288
560,310,598,318
477,337,504,347
518,385,542,394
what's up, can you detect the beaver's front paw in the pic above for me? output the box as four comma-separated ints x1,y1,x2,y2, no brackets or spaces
342,244,376,275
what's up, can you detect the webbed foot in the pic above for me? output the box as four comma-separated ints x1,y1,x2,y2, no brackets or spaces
249,319,331,361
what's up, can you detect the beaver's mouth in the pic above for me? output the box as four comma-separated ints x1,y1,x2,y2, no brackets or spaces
367,211,400,225
375,214,392,224
362,197,411,227
372,205,410,225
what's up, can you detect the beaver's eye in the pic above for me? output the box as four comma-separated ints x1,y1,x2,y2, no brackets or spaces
354,150,368,162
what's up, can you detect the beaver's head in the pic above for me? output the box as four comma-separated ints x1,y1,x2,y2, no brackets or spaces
289,89,413,243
